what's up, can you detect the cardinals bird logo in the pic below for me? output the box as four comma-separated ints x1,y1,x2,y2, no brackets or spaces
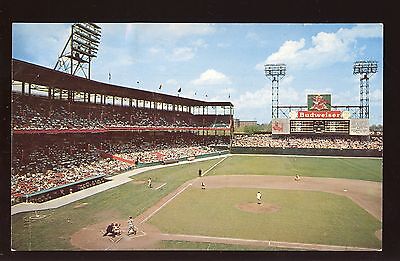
311,95,329,111
272,121,283,131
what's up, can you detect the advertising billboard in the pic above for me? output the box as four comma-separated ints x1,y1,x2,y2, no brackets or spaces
349,119,369,135
307,94,331,111
297,111,342,119
272,119,290,135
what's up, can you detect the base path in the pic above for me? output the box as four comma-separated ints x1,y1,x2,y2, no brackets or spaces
70,175,382,251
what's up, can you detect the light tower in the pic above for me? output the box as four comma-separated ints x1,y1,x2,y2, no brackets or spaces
265,64,286,119
353,60,378,119
54,23,101,79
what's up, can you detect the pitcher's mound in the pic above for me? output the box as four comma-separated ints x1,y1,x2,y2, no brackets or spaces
236,202,280,213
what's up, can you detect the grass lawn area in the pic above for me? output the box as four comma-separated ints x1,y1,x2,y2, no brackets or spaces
207,155,382,182
148,187,381,249
11,158,220,251
156,240,297,251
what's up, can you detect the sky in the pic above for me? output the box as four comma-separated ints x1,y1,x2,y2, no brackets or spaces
12,23,383,124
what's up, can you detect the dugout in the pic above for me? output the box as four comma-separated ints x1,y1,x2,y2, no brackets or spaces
16,175,108,205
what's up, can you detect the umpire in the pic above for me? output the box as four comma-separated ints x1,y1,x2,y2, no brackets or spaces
198,169,202,177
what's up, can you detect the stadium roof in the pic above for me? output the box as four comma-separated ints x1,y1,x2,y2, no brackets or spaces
12,59,233,107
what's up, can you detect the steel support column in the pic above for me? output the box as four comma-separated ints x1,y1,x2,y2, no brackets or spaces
360,75,370,118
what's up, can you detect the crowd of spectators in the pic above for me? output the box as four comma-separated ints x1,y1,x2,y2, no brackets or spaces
11,146,132,203
11,92,231,204
232,134,383,151
12,93,230,130
116,146,218,164
11,132,229,204
105,132,225,163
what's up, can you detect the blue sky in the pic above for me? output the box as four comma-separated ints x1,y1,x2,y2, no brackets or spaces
12,23,383,124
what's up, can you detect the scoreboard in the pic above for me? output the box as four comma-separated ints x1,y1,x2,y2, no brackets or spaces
290,120,350,134
272,117,369,136
271,94,370,136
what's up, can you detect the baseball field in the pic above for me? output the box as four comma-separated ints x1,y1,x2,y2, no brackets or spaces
11,154,382,251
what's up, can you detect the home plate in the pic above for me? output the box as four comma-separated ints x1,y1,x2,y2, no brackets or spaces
343,189,348,192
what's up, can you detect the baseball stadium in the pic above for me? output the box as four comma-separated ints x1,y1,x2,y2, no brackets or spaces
11,23,383,251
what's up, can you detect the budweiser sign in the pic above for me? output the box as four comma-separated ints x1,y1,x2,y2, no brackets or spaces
298,111,342,119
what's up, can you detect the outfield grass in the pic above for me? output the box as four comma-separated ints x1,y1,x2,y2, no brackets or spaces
149,187,381,249
156,240,297,251
11,158,220,250
207,155,382,182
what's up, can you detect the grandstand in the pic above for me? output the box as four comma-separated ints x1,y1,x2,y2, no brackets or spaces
11,59,233,205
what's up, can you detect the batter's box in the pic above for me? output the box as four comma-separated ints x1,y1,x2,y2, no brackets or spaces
108,236,123,243
127,230,146,239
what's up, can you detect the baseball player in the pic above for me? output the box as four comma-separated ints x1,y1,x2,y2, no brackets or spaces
127,216,136,235
257,191,262,205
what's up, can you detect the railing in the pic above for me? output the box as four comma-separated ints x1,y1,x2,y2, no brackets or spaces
12,125,231,135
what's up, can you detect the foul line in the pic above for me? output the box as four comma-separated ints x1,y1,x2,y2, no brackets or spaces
160,233,380,251
154,183,167,190
140,183,192,224
202,156,228,177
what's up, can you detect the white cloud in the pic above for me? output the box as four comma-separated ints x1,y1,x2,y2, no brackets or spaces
278,76,304,104
166,79,178,85
232,84,271,110
246,32,259,41
255,39,305,70
336,24,383,40
246,31,267,46
370,88,383,105
148,47,162,55
220,87,236,95
167,47,195,61
191,39,208,48
191,69,232,85
13,23,71,67
149,46,195,62
231,75,299,112
256,24,382,70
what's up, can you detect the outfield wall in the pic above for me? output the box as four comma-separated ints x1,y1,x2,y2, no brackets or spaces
230,147,382,157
